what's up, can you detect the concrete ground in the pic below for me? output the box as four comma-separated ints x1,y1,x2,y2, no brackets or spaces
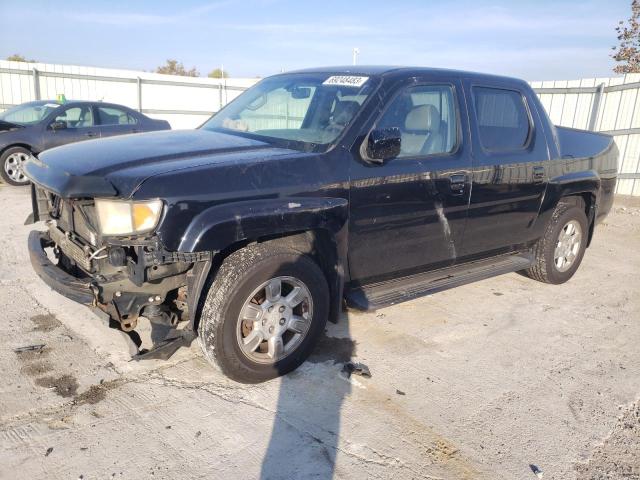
0,184,638,480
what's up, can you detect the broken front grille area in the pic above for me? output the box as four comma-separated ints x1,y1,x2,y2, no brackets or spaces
49,225,94,272
33,186,101,273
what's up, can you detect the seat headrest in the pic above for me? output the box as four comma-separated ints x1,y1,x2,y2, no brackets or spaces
404,104,441,133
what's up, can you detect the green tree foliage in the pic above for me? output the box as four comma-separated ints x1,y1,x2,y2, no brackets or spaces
155,59,199,77
208,68,229,78
612,0,640,73
6,54,36,62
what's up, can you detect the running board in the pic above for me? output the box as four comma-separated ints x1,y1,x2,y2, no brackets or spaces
345,253,533,311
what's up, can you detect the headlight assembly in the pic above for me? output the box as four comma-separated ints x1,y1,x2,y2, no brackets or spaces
95,199,163,236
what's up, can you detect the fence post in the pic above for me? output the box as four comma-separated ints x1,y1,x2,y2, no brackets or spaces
218,82,223,111
32,68,40,100
588,82,605,131
137,77,142,112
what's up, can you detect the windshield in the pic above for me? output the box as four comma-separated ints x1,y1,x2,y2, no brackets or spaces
0,102,60,125
201,73,378,152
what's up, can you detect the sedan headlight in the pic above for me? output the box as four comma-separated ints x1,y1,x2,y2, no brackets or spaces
95,199,163,236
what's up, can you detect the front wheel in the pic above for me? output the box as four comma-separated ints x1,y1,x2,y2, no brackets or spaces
198,242,329,383
1,146,32,186
524,202,589,284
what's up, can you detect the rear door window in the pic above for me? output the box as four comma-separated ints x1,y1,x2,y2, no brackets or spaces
472,87,530,151
97,106,137,126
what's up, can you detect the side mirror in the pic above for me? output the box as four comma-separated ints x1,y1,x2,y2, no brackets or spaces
365,127,401,163
50,120,67,131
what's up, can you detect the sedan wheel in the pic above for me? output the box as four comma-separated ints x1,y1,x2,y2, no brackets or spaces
1,147,31,186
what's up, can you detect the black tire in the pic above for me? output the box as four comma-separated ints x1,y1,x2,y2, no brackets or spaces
0,146,31,186
198,242,329,383
524,202,589,284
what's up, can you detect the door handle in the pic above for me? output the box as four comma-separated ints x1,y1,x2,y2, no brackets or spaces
533,166,545,183
84,132,98,138
449,173,466,194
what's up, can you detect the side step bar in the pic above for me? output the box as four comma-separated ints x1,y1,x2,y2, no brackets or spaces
345,253,533,311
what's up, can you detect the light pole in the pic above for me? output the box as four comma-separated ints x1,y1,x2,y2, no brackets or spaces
352,47,360,66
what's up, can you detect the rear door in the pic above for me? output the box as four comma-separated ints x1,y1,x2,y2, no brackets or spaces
348,78,472,283
95,105,139,138
461,81,549,258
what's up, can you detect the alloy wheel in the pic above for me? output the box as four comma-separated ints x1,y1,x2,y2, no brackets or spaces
236,276,313,364
554,219,582,272
4,151,30,184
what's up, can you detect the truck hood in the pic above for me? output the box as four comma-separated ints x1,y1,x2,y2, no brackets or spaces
24,129,296,198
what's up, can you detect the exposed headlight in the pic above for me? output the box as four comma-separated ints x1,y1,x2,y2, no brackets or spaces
95,199,163,236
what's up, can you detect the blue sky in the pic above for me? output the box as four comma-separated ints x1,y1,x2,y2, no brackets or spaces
0,0,630,80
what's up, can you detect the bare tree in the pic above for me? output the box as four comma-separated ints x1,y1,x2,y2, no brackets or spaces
155,59,199,77
6,54,36,62
612,0,640,73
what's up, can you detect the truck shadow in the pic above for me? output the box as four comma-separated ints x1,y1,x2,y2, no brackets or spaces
260,316,355,479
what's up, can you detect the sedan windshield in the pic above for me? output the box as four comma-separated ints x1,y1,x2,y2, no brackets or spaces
201,73,378,152
0,101,60,125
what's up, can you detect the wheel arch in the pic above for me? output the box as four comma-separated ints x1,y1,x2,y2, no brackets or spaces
188,226,348,334
541,170,600,248
0,143,35,156
557,192,597,247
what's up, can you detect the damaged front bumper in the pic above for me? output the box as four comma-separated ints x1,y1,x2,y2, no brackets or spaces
28,230,96,305
27,228,210,360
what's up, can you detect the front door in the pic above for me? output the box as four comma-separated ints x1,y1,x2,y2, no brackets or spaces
43,105,98,149
460,81,549,258
348,80,472,284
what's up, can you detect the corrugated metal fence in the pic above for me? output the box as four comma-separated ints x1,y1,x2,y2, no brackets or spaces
531,75,640,196
1,61,639,195
0,60,257,129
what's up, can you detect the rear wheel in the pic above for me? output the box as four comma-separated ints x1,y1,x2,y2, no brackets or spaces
525,202,588,284
198,242,329,383
1,146,31,186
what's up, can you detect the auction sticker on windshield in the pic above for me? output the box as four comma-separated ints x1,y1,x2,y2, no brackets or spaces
323,76,369,88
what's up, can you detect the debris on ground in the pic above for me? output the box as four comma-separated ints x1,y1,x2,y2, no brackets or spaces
342,361,371,378
45,447,53,457
529,464,543,478
396,389,406,396
14,344,46,353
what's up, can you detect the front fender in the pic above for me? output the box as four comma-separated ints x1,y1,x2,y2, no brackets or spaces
176,197,349,253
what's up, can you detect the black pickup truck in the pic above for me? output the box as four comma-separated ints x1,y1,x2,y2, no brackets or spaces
24,67,618,382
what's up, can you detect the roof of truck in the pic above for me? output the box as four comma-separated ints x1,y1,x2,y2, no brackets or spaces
285,65,527,86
